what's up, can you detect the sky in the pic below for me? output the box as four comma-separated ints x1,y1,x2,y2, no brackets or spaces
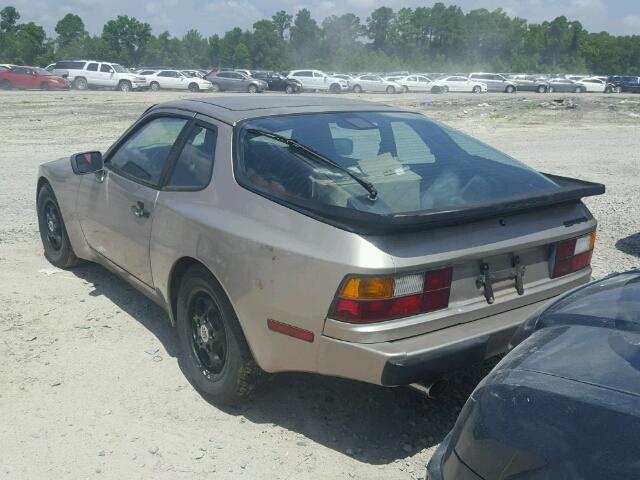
5,0,640,37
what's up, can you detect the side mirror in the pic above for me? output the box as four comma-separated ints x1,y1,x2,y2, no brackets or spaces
334,138,354,156
71,151,103,174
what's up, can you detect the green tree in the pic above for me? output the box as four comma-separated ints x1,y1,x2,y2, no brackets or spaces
272,10,292,41
102,15,152,65
251,20,285,69
366,6,394,52
55,13,85,49
0,6,19,32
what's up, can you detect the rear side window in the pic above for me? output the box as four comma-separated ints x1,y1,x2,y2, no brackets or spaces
56,61,86,70
108,117,188,187
167,125,217,189
86,63,98,71
295,71,312,77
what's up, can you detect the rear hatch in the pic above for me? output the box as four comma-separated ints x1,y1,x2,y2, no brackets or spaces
324,201,597,343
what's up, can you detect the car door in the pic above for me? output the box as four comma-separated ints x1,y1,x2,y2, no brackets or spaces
313,71,327,90
417,76,432,92
77,114,191,286
290,71,312,90
98,63,117,87
84,62,100,85
450,77,466,92
10,68,36,89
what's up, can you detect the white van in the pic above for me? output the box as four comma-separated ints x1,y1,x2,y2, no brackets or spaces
47,60,147,91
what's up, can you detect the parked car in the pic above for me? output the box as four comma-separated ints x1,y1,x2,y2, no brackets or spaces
330,74,354,88
251,71,302,93
181,70,206,79
350,74,403,94
508,74,550,93
547,78,587,93
143,70,212,92
427,270,640,480
0,66,70,90
36,96,604,404
394,75,439,93
286,70,349,93
565,74,589,81
607,75,640,93
44,63,69,78
46,60,147,91
206,71,267,93
469,73,517,93
578,77,608,92
433,76,487,93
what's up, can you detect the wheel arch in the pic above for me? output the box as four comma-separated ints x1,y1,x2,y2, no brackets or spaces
37,175,51,197
167,256,233,328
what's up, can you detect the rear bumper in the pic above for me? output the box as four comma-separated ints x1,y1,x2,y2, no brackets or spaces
317,297,553,386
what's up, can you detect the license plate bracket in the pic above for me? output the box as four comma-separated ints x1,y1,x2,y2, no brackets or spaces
476,256,526,304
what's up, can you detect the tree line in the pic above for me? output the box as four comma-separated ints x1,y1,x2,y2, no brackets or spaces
1,4,639,74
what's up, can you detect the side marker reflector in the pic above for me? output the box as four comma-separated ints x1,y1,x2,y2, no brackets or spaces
267,319,314,343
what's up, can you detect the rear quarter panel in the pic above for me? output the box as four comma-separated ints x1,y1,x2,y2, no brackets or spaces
150,121,395,374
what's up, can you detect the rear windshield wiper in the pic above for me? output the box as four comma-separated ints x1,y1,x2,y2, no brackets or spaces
245,128,378,202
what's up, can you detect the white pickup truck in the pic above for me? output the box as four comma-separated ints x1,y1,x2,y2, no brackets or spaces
46,60,147,91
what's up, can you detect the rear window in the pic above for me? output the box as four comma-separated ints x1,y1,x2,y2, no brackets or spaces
236,112,559,217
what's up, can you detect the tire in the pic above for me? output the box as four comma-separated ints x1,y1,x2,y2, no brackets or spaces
442,86,449,93
615,86,622,94
402,86,409,93
118,80,132,92
329,83,341,94
285,85,294,94
74,77,88,90
386,85,396,94
537,85,547,93
188,83,199,93
1,79,12,90
574,86,583,93
548,86,554,93
248,84,258,94
176,265,260,404
431,86,441,94
472,86,481,94
40,82,50,91
352,85,362,94
37,183,80,269
150,82,160,92
505,85,515,93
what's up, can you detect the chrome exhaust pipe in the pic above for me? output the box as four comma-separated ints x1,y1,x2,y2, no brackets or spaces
409,379,449,399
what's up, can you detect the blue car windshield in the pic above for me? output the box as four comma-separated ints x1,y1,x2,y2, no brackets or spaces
237,111,559,216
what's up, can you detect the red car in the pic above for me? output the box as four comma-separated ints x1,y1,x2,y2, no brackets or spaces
0,66,70,90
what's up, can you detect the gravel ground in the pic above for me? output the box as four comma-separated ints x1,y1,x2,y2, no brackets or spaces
0,90,639,479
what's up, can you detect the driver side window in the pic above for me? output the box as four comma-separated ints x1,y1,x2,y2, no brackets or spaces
108,117,188,187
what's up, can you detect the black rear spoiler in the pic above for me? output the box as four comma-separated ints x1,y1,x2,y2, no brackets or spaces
288,173,605,235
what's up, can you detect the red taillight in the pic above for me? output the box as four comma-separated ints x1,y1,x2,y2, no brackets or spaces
552,232,596,278
330,267,453,324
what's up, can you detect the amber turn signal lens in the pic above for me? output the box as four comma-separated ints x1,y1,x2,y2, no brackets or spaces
340,277,394,300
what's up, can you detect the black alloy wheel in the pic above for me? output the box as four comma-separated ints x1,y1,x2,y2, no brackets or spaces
188,291,228,381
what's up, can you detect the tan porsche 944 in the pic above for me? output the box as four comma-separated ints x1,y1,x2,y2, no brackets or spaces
37,96,604,403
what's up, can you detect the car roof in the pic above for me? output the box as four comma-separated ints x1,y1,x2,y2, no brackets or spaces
153,96,402,125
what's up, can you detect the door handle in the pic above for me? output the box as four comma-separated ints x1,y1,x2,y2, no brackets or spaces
131,201,150,218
